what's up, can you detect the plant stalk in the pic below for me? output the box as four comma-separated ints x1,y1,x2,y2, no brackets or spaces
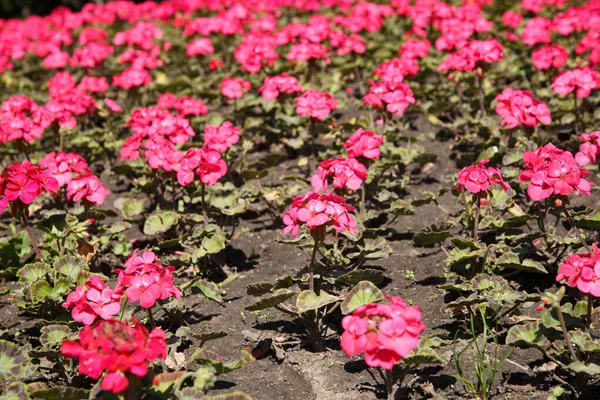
21,213,44,262
587,294,593,331
554,304,577,361
201,182,208,227
563,207,590,252
384,369,394,399
147,307,155,329
309,239,319,294
474,195,481,242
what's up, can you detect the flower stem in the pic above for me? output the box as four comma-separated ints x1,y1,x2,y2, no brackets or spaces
119,299,129,321
476,73,486,116
587,294,593,331
147,307,155,329
309,239,319,294
384,369,394,399
201,183,208,228
573,93,580,135
563,207,590,252
554,303,577,361
21,213,44,262
360,184,366,220
473,195,481,242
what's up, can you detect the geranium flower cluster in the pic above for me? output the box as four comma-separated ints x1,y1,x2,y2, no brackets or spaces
519,143,592,202
115,250,181,309
363,80,416,116
62,276,121,325
176,147,228,187
551,67,600,99
494,88,552,129
556,244,600,297
311,158,368,193
221,77,251,100
575,131,600,167
157,93,208,117
0,160,58,213
39,151,91,187
457,159,511,196
374,57,419,83
341,295,425,370
61,319,167,393
437,39,503,75
44,72,97,129
0,96,48,143
283,191,357,239
343,129,384,160
532,44,568,70
204,121,241,153
258,73,303,100
295,89,338,120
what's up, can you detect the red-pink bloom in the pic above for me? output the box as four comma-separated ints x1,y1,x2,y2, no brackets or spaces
494,88,552,129
287,41,330,64
0,96,49,143
362,80,415,116
437,39,503,74
66,174,110,205
186,38,214,57
104,98,123,113
258,73,303,100
341,295,425,370
176,148,227,186
0,160,59,213
116,250,181,309
221,77,251,100
311,158,368,192
398,39,431,60
457,159,511,195
282,191,357,238
295,90,338,120
61,319,167,393
575,131,600,166
519,143,592,201
204,121,241,153
521,17,552,46
62,276,121,325
374,58,419,83
77,76,109,94
532,44,568,70
113,68,152,90
551,67,600,99
157,93,208,117
44,51,70,69
39,151,91,188
343,129,384,160
556,245,600,290
234,32,279,73
502,11,523,29
113,21,163,50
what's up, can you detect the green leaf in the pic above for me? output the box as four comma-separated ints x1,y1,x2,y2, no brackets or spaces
191,350,252,375
337,269,386,286
196,280,223,303
29,387,89,400
0,340,28,381
152,371,185,393
341,281,384,315
505,321,542,347
413,222,453,246
143,211,179,235
16,262,50,284
246,282,273,297
296,290,339,313
496,253,548,274
568,362,600,376
30,281,53,304
40,325,71,348
54,256,87,282
202,234,226,254
114,197,146,221
402,347,444,366
245,290,296,311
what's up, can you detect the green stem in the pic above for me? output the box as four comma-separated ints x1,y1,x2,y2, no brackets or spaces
384,369,394,399
21,213,44,262
119,299,129,321
554,304,577,361
309,240,319,294
587,294,593,331
201,183,208,227
474,195,481,242
147,307,155,329
563,207,590,252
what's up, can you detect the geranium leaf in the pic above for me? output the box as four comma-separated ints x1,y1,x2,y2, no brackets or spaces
296,290,339,313
341,281,384,315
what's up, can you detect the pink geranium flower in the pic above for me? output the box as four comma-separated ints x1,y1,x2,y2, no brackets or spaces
494,88,552,129
221,77,251,99
294,90,338,120
457,159,511,195
343,129,384,160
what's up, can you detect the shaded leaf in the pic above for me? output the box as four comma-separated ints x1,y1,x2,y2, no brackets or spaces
296,290,339,313
245,290,296,312
341,281,384,315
